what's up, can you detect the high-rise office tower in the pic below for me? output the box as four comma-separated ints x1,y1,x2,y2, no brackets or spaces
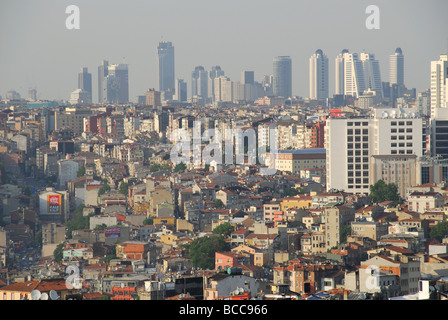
191,66,208,99
78,67,92,104
209,66,225,101
273,56,292,98
157,41,175,94
343,52,365,98
98,60,109,103
360,53,383,98
175,79,187,102
309,49,329,100
335,49,349,95
105,64,129,104
389,47,404,86
430,54,448,118
241,71,255,85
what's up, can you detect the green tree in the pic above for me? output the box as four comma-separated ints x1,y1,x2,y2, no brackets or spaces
430,221,448,241
94,223,107,231
214,199,225,208
77,166,86,177
23,185,31,196
174,162,187,173
142,217,153,225
53,242,65,263
98,182,111,196
35,230,42,245
189,235,229,270
282,187,305,197
340,224,351,244
369,180,401,206
212,222,235,238
119,181,129,195
66,204,90,238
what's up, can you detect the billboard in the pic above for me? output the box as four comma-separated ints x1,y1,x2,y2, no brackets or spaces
105,228,121,238
47,194,62,214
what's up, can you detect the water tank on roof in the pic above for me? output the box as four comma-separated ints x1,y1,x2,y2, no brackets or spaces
227,267,242,275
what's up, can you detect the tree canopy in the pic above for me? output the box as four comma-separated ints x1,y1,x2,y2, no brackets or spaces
66,204,90,238
369,180,401,206
212,222,235,238
430,221,448,242
53,242,65,263
119,181,129,195
189,235,229,270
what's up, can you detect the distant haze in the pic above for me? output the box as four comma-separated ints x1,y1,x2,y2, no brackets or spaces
0,0,447,101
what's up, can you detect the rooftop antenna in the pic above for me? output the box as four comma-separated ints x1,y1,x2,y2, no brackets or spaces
41,293,49,300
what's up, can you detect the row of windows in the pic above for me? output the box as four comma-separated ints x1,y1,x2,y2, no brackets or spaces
348,178,369,184
347,136,368,142
348,164,369,170
348,150,369,156
391,128,413,133
347,122,369,126
391,121,413,126
347,129,368,135
391,143,413,148
347,185,370,189
391,135,413,140
348,171,369,177
347,157,369,163
391,150,414,155
347,143,369,149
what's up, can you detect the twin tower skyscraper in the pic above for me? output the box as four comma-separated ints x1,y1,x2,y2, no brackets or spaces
309,48,404,101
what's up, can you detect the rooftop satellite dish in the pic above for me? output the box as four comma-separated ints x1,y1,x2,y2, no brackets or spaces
30,290,41,300
50,290,59,300
41,293,49,300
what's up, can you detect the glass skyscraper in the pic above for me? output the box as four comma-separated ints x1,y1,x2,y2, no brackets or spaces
273,56,292,98
78,67,92,104
157,41,175,94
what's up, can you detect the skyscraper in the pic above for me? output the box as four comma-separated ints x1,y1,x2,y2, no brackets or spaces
335,49,349,95
309,49,329,100
343,52,365,98
78,67,92,104
157,41,175,95
389,47,404,86
273,56,292,98
209,66,225,101
191,66,208,99
430,54,448,118
105,64,129,104
175,79,187,102
361,53,383,98
98,60,109,103
241,71,254,85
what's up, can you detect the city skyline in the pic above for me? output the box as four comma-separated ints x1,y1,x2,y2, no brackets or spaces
0,0,447,101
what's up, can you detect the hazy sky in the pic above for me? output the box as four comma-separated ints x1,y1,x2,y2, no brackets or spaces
1,0,447,102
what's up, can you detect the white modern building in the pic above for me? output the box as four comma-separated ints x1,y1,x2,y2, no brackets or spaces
326,107,423,194
335,50,383,99
389,47,404,86
430,54,448,118
335,49,349,95
309,49,329,100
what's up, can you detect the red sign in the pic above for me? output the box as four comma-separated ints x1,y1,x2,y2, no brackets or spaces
47,194,61,213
